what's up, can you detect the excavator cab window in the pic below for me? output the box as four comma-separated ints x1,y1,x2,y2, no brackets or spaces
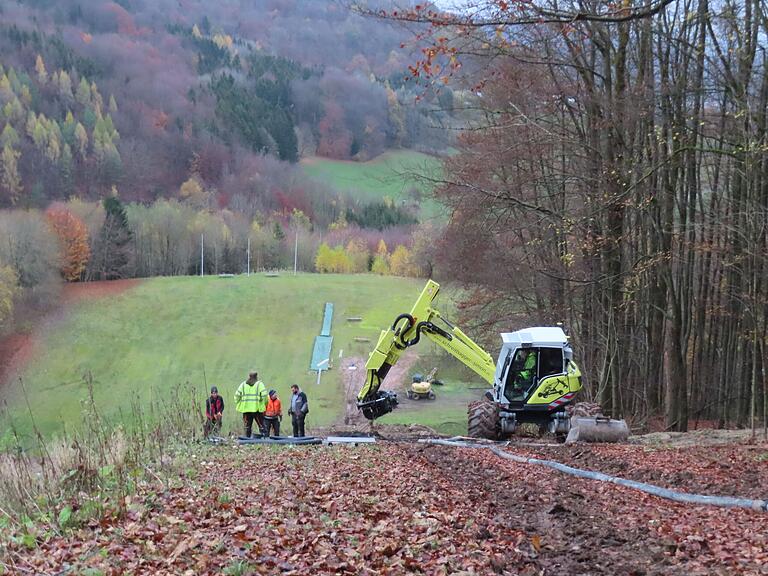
503,347,564,402
539,348,565,378
504,348,538,402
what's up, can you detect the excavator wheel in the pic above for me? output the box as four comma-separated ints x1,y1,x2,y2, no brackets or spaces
467,400,499,440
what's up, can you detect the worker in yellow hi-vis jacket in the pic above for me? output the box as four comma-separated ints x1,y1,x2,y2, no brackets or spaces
234,371,268,437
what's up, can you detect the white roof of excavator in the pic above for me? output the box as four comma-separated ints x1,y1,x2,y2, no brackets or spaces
500,327,569,348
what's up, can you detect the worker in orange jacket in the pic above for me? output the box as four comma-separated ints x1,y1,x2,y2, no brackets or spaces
263,389,283,436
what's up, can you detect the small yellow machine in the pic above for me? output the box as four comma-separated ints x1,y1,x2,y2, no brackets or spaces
406,368,440,400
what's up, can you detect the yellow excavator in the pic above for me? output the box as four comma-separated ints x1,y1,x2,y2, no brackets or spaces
357,280,629,441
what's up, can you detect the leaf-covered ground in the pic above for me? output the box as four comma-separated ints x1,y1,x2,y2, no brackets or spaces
515,441,768,499
5,441,768,575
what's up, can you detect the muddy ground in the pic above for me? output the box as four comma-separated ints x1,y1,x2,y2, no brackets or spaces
340,352,419,425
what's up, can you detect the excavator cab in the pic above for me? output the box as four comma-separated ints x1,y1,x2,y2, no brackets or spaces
501,346,569,403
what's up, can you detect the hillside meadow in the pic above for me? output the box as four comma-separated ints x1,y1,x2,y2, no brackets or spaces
0,274,482,445
302,151,445,219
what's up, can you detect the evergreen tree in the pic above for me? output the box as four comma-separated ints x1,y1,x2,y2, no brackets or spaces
35,54,48,84
95,194,133,279
58,70,74,103
76,77,91,106
273,221,285,241
0,124,19,148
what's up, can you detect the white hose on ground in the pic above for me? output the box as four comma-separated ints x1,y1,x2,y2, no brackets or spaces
420,438,768,512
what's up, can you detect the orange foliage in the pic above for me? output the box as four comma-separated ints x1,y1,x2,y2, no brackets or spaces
46,207,91,282
153,110,170,131
107,2,140,36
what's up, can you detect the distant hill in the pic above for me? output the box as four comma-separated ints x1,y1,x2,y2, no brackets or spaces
0,0,456,207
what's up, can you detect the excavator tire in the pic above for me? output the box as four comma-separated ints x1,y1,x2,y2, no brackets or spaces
467,400,499,440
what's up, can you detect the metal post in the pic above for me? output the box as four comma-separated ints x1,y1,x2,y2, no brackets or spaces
316,358,329,385
294,229,298,275
200,234,204,277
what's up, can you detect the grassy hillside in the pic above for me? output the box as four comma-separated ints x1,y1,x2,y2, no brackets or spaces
302,151,445,218
1,274,435,441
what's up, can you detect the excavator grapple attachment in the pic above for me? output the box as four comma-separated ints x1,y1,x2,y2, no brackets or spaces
358,390,398,420
565,416,630,443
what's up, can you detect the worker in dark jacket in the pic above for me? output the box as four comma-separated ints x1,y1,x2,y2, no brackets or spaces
289,384,309,437
204,386,224,436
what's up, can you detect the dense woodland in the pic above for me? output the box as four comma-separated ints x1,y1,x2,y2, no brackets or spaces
390,0,768,431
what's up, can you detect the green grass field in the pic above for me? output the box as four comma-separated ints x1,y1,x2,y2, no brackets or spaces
2,274,441,441
301,150,445,219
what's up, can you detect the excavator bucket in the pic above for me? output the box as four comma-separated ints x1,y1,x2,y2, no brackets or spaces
565,416,630,443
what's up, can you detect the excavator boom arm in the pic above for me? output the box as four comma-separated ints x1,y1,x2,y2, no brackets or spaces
357,280,497,420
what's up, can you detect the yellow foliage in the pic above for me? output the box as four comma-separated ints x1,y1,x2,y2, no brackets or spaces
345,238,369,272
371,239,390,275
179,177,208,207
1,144,22,205
35,54,47,84
213,34,234,50
329,211,348,230
315,243,353,273
390,245,419,277
0,265,18,326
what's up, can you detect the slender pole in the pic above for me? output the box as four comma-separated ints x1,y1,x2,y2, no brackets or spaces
200,234,204,277
247,237,251,276
316,358,328,385
294,230,298,275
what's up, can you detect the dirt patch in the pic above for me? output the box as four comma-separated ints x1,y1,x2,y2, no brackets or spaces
339,350,419,426
62,278,142,304
0,333,35,387
631,427,761,447
418,443,768,574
